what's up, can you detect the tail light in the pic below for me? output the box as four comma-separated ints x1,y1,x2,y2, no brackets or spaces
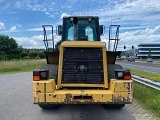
33,69,49,81
123,71,131,80
115,69,131,80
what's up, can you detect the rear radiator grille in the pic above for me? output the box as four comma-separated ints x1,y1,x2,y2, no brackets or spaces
62,47,104,84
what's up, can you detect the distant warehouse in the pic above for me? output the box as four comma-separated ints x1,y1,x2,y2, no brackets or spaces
137,43,160,59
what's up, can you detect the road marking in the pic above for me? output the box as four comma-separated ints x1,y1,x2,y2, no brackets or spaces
120,63,160,70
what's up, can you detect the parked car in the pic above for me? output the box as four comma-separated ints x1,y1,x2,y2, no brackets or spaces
147,58,153,63
128,57,135,62
116,57,124,61
117,58,122,60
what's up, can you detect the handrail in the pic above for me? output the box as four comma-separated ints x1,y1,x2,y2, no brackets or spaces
108,25,120,51
42,25,54,51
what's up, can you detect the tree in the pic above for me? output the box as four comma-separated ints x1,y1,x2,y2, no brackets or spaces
21,50,28,58
0,51,7,60
28,51,39,59
0,35,22,60
126,53,130,58
39,52,45,59
148,49,152,58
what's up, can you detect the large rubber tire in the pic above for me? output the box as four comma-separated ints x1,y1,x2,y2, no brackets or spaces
103,64,125,109
103,104,125,109
39,104,60,109
39,64,60,109
41,64,58,80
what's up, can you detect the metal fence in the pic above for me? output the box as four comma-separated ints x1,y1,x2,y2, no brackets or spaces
132,75,160,91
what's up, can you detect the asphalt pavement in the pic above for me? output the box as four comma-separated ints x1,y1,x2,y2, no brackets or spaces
116,61,160,74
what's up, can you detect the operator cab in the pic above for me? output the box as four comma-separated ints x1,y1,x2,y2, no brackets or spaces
58,16,104,41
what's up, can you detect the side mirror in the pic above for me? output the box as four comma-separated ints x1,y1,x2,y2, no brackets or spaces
57,25,63,35
99,25,104,35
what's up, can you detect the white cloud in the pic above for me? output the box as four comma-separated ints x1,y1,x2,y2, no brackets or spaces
45,12,50,15
14,33,61,48
27,27,44,32
14,35,44,48
49,15,54,18
117,25,160,50
17,24,22,28
0,22,5,29
44,12,55,18
15,1,22,9
85,0,160,28
108,0,160,16
10,26,16,32
140,25,160,35
27,27,56,32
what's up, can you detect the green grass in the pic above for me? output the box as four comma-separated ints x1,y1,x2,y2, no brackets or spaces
133,81,160,118
129,68,160,82
0,59,46,74
127,68,160,118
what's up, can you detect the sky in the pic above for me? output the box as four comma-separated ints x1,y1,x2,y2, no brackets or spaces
0,0,160,51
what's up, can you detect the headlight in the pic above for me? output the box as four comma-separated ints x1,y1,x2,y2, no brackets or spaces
117,72,123,78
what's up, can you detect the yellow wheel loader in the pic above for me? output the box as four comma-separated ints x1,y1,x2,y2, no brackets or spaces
32,16,132,109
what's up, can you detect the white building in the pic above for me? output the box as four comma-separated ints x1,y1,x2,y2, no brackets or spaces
137,43,160,59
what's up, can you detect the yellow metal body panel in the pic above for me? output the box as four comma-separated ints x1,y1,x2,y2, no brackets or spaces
110,79,132,92
33,79,132,104
102,46,108,88
60,41,105,48
60,84,104,87
57,41,108,89
33,80,56,93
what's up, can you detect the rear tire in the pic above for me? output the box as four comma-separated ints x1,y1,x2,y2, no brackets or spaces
108,64,123,80
41,64,58,80
103,104,125,109
39,104,60,109
39,64,60,109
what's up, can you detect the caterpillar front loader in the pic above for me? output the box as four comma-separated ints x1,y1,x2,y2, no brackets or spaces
32,16,132,109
